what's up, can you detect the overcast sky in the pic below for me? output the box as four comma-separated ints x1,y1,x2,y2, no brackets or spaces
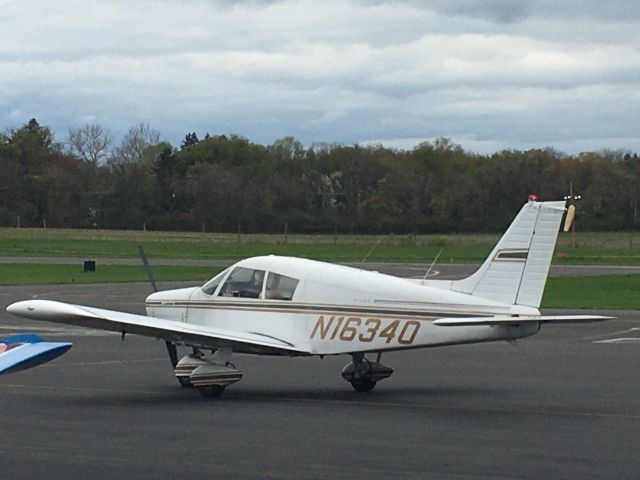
2,0,639,153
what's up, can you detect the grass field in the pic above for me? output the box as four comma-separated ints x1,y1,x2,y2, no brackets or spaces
1,227,637,310
0,264,222,286
1,228,640,264
542,275,640,310
1,263,637,310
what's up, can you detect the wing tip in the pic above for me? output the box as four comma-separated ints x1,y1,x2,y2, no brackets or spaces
7,299,103,320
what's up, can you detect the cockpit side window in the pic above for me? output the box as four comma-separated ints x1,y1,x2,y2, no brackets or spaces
201,269,229,296
218,267,266,298
265,272,299,301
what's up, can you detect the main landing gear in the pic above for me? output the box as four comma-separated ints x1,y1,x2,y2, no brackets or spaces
173,347,242,398
341,352,394,393
167,345,394,398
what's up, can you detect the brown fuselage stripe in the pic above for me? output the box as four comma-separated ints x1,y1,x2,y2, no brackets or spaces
145,301,498,320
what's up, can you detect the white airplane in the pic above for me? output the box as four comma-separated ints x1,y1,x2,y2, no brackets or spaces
5,200,610,397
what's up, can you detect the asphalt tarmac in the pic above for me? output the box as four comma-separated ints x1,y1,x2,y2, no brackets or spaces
1,281,640,479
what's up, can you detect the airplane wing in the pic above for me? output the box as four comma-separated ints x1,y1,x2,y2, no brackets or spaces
6,300,305,355
0,333,72,375
433,314,613,327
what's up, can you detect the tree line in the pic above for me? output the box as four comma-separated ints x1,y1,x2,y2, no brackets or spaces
1,118,638,233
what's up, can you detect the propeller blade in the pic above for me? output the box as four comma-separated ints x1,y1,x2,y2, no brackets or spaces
138,245,158,292
138,245,177,368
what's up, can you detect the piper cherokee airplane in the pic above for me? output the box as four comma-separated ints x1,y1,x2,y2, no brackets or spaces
4,200,610,397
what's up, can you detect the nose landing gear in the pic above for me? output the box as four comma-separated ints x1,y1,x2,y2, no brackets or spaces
341,352,393,392
174,347,242,398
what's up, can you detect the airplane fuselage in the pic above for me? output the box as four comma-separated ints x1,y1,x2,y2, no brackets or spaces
145,256,541,356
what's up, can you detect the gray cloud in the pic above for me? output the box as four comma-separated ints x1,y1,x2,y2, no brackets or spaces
1,0,639,153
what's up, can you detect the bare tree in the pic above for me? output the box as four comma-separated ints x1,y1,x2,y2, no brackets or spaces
67,124,112,165
110,123,161,164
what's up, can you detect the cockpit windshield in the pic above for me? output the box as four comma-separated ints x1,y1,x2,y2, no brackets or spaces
218,267,266,298
201,268,229,295
202,266,300,300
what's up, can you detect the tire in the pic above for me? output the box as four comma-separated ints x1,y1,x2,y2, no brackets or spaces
198,385,226,398
350,378,376,392
177,376,193,388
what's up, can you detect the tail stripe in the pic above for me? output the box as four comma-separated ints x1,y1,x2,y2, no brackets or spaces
493,249,528,261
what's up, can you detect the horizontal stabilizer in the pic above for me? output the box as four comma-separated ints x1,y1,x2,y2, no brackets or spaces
0,335,72,375
433,315,613,327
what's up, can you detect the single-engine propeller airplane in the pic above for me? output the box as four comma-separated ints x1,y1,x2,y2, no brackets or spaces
4,200,611,397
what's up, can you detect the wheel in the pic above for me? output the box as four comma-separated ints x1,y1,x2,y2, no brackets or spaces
198,385,226,398
350,378,377,392
177,376,193,388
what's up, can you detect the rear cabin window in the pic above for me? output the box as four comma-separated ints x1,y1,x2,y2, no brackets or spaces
265,272,299,301
218,267,266,299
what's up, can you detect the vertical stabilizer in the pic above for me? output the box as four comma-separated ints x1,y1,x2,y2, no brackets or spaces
449,201,566,307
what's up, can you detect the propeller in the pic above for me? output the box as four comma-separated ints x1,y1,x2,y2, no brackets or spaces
138,245,178,368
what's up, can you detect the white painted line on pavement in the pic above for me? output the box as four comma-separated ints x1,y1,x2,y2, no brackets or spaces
594,337,640,344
